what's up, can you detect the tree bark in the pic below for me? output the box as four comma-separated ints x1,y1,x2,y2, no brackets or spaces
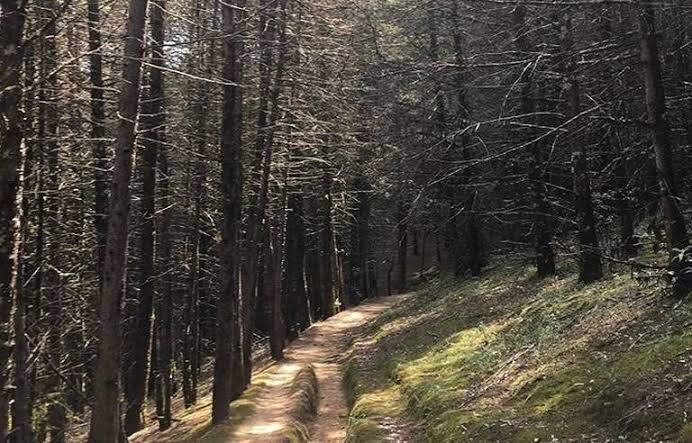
9,26,34,443
242,0,290,383
638,2,690,295
513,5,556,277
155,133,173,431
319,168,336,318
35,2,67,439
87,0,108,292
212,0,245,423
639,3,688,252
85,0,108,400
88,0,150,438
560,11,602,283
266,226,286,359
123,0,166,434
0,0,27,437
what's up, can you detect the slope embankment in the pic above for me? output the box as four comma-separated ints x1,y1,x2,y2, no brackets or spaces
344,264,692,442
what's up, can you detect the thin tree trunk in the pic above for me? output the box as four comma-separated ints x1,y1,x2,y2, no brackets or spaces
352,171,371,303
638,2,690,295
0,0,27,436
560,11,602,283
123,0,166,434
513,5,556,277
10,29,35,443
85,0,108,399
240,0,279,357
268,156,290,358
212,0,245,423
88,0,150,438
266,226,286,359
155,139,173,430
319,168,336,318
639,3,688,251
242,0,290,383
39,2,66,438
87,0,108,292
306,226,322,321
31,63,46,441
181,0,210,409
10,194,29,443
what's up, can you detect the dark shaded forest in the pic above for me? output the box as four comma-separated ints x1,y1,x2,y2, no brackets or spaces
1,0,692,441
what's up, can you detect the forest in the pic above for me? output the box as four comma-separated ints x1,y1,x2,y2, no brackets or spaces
1,0,692,441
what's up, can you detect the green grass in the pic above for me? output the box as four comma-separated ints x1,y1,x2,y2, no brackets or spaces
345,262,692,442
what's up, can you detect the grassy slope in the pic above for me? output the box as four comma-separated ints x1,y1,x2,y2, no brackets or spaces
344,263,692,442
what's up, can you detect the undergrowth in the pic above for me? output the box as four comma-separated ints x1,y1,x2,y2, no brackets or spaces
345,262,692,442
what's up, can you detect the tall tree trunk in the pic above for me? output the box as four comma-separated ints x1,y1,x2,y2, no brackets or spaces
88,0,150,438
560,12,602,283
0,0,27,437
181,0,210,409
212,0,245,423
10,30,35,443
86,0,108,398
597,14,637,258
268,156,290,359
675,13,692,179
242,0,289,384
450,10,483,278
155,136,173,430
638,2,690,294
10,188,29,443
123,0,166,434
31,48,47,441
39,2,67,439
639,3,688,250
266,226,286,359
281,1,310,333
87,0,108,293
513,5,556,277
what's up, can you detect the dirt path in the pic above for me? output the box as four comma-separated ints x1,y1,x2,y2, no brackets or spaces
230,295,405,442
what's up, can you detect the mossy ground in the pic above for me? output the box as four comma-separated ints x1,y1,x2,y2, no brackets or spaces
345,261,692,442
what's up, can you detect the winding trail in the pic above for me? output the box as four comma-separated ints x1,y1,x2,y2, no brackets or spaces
231,295,405,442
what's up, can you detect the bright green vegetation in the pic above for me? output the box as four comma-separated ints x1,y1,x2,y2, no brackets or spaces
182,380,265,443
345,264,692,442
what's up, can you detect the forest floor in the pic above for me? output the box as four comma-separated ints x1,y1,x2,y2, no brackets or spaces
132,255,692,443
130,295,406,443
343,260,692,442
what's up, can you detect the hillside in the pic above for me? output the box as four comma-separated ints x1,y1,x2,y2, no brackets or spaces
127,259,692,443
344,264,692,442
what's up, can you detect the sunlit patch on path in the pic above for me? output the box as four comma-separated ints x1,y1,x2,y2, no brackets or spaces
230,296,407,442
